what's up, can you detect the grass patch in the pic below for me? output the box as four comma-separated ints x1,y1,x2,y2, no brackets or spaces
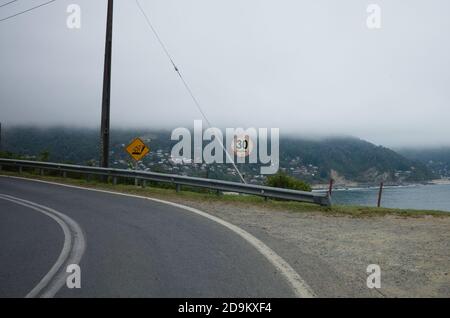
326,205,449,218
0,169,448,218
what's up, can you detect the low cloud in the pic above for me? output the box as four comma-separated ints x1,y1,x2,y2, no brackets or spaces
1,0,449,148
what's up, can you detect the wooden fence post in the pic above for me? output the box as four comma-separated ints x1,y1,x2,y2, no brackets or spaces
328,178,334,196
377,182,384,208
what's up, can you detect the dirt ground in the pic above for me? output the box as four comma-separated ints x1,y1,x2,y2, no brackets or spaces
161,197,450,297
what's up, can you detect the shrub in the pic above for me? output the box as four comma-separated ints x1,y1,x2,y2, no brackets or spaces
265,171,312,192
0,151,23,159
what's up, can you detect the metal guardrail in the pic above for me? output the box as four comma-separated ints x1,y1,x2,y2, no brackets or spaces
0,158,331,206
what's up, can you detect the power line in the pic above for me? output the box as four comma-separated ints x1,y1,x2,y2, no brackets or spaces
0,0,56,23
135,0,247,184
0,0,18,9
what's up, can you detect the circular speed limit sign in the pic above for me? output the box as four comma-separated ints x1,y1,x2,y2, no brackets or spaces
231,135,254,158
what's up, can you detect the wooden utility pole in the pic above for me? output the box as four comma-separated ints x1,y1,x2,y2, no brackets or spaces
100,0,114,168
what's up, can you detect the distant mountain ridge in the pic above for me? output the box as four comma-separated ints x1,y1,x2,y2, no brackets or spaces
279,137,434,185
398,147,450,179
0,126,434,185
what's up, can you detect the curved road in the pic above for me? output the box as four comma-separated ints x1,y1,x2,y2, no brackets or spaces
0,176,312,298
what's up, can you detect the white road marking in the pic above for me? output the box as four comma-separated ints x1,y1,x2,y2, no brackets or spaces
148,197,317,298
0,193,86,298
0,175,316,297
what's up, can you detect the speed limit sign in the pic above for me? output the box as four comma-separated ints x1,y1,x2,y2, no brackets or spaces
231,135,254,158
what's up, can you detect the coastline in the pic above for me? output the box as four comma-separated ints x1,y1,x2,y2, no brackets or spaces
312,178,450,191
428,178,450,185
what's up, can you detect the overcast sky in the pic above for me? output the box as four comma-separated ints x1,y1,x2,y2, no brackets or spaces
0,0,449,147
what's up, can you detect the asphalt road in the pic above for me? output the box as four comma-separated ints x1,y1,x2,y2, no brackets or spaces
0,176,304,298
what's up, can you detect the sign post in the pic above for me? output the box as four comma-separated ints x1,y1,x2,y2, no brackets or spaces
125,137,150,186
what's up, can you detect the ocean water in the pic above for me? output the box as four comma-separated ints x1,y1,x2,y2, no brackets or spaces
325,184,450,212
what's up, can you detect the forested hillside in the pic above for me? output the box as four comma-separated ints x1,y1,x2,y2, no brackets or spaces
1,126,434,185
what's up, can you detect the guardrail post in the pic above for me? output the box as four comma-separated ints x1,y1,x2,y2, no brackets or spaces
323,195,332,207
176,184,181,193
113,176,117,185
261,189,267,201
62,171,67,178
141,180,146,188
40,169,44,176
135,178,139,187
86,174,91,182
18,166,22,174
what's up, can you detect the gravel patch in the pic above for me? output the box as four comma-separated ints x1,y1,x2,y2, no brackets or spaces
160,198,450,297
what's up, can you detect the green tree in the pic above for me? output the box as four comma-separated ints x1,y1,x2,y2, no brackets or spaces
265,171,312,192
0,151,22,159
38,150,50,162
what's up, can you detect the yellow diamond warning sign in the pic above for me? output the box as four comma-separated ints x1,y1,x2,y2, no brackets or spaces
125,137,149,161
